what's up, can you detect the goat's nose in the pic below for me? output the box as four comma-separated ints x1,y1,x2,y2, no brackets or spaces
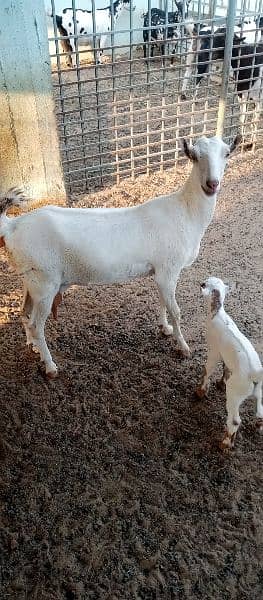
200,282,206,289
206,179,219,192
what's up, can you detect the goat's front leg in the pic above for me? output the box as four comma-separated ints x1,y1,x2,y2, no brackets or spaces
71,39,77,68
195,349,220,399
238,93,247,141
180,37,197,99
216,362,231,391
251,100,262,148
97,35,106,64
60,38,73,68
157,289,173,336
155,272,190,356
170,46,176,65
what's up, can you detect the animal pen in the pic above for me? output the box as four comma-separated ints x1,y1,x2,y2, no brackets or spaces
1,3,263,597
47,0,263,194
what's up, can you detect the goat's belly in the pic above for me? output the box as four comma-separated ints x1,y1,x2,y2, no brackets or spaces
184,244,200,267
64,260,154,286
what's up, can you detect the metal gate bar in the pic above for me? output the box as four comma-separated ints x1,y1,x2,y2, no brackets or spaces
47,0,263,193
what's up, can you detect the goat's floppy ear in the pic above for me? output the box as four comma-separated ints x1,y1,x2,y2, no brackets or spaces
211,289,222,314
182,139,197,161
229,134,242,153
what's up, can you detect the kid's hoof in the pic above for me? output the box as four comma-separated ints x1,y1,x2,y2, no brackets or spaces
195,386,207,399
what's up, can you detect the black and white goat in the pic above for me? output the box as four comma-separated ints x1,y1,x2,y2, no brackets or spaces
143,1,191,62
181,17,263,97
181,17,263,139
52,0,130,67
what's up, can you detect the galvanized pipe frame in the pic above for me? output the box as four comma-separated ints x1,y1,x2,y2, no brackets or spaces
48,0,263,192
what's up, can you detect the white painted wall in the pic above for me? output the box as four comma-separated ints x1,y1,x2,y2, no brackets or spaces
0,0,65,201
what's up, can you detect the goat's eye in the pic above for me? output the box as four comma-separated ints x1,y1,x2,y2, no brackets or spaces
225,152,230,158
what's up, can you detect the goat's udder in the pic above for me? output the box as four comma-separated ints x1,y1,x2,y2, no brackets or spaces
51,292,63,320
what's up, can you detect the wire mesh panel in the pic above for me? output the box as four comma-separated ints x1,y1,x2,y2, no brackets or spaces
46,0,263,193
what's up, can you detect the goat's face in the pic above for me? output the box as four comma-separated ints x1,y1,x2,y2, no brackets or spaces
156,24,165,41
183,135,241,196
200,276,229,305
235,19,257,45
114,0,131,19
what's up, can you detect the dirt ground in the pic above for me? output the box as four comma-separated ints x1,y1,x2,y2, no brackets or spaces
0,148,263,599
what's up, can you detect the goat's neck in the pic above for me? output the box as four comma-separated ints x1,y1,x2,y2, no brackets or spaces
208,304,225,322
181,164,217,221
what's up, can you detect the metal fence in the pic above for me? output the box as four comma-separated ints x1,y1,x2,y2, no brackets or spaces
47,0,263,193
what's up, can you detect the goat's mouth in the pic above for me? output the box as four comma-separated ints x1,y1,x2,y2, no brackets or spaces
201,185,219,197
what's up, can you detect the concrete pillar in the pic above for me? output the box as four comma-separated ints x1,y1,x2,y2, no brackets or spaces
0,0,66,203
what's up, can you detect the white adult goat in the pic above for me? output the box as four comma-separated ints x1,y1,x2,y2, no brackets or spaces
196,277,263,449
0,135,239,378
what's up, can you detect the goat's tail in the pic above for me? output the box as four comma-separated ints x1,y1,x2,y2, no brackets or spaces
0,188,28,217
250,367,263,383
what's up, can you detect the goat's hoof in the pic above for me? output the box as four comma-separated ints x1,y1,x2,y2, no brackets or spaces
46,370,58,380
46,364,58,380
179,343,191,358
159,324,173,336
195,386,207,400
256,418,263,432
220,431,236,451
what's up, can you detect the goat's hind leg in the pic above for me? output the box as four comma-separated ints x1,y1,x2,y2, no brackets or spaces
28,295,58,378
221,377,247,450
254,381,263,431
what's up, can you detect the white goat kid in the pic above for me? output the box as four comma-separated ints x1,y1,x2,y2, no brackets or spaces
0,136,239,378
196,277,263,449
